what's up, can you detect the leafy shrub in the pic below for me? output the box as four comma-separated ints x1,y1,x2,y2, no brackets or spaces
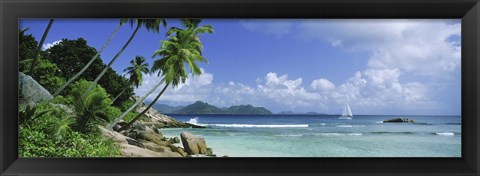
104,106,122,122
68,80,112,133
19,102,121,157
51,95,73,106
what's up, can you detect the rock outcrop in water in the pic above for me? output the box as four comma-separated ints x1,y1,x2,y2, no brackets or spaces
180,131,210,155
102,99,213,157
383,118,416,123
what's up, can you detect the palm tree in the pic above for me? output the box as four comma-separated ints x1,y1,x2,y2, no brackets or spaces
29,19,54,76
72,88,110,133
52,20,124,97
114,19,213,131
111,56,149,103
83,19,167,97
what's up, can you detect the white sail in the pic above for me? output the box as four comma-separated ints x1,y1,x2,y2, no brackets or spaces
339,96,353,119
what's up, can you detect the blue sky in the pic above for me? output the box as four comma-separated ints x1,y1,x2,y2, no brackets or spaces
20,19,461,115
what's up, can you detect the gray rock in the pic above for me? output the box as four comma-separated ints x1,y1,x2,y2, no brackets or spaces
383,118,416,123
206,148,214,156
136,130,165,145
173,137,180,143
19,72,53,104
112,124,122,132
126,138,145,148
180,132,208,155
132,122,146,131
168,144,188,157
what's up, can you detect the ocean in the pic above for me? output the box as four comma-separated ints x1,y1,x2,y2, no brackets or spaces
159,114,461,157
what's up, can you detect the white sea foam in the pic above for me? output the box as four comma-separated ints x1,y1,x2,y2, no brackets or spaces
375,121,384,124
209,124,309,128
185,117,207,127
315,133,363,136
186,117,199,124
435,132,455,136
336,125,365,128
185,117,308,128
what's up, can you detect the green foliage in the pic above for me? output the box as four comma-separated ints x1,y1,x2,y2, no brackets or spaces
122,110,148,123
104,106,122,122
45,38,133,104
69,80,112,133
119,99,136,112
124,56,149,88
19,105,51,126
34,59,65,93
53,116,75,141
19,102,121,157
51,95,73,106
19,30,64,93
19,30,38,72
19,127,121,157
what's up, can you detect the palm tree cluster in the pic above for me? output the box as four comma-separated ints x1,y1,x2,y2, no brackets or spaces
112,19,214,131
25,18,213,133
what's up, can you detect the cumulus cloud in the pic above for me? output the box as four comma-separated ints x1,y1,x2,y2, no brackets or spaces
311,78,336,92
134,68,214,104
134,20,460,114
42,40,61,50
298,19,461,77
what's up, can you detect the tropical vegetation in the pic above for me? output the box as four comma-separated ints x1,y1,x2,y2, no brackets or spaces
18,18,214,157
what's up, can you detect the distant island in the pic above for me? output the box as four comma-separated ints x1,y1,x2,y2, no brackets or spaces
279,111,328,115
150,101,273,115
150,101,329,115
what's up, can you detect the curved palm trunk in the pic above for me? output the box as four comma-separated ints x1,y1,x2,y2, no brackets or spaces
53,23,122,97
83,23,141,97
118,82,170,132
29,19,54,75
108,78,165,129
112,86,129,103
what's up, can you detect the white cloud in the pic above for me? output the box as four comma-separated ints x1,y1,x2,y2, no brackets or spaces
134,20,460,115
298,19,461,77
311,78,336,92
134,68,214,104
42,40,61,50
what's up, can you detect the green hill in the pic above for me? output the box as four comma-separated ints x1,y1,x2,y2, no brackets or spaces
225,105,272,114
175,101,223,114
155,101,273,115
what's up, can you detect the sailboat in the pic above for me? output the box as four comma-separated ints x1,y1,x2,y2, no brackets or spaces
338,96,353,119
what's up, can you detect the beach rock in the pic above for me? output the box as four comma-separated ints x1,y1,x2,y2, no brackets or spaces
168,144,188,157
206,148,214,156
112,124,122,132
180,132,208,155
383,118,416,123
132,122,147,131
126,138,145,148
120,144,182,157
136,130,165,145
112,121,128,132
98,126,182,157
137,106,176,123
18,72,53,104
173,137,180,143
143,141,169,152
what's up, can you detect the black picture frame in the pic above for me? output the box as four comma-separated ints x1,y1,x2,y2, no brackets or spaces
1,0,479,175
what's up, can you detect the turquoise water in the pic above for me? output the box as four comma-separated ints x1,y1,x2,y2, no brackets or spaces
159,115,461,157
